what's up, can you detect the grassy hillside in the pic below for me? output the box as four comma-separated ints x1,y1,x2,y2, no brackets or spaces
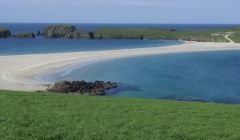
0,90,240,140
230,32,240,43
96,28,240,42
2,25,240,42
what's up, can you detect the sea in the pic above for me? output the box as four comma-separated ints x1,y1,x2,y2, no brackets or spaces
1,23,240,104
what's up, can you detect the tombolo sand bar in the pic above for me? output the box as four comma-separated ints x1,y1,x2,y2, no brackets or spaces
0,41,240,91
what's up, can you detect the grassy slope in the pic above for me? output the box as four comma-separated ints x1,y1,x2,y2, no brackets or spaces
96,28,240,42
230,32,240,43
0,90,240,140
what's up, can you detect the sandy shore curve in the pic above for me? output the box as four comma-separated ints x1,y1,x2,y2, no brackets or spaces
0,41,240,91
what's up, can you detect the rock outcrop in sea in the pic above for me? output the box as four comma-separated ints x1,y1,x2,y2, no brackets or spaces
41,25,91,39
42,25,77,38
48,80,118,96
0,28,11,38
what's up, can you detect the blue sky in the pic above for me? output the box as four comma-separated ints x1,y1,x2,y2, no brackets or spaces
0,0,239,24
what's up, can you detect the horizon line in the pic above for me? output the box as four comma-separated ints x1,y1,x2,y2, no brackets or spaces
0,22,240,25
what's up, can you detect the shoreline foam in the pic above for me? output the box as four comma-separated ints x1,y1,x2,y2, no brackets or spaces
0,41,240,91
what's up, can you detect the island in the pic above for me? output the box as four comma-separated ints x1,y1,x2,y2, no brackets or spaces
0,28,11,38
42,25,90,39
39,24,240,42
0,29,35,38
1,24,240,42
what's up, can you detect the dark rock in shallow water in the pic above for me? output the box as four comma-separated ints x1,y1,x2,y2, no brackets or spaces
36,31,41,36
161,96,207,103
42,25,77,38
105,83,141,96
176,97,207,102
48,80,118,96
0,28,11,38
88,32,95,39
14,32,36,38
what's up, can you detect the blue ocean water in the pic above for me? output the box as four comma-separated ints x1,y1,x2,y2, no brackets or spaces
0,38,177,55
0,23,194,55
0,23,237,55
53,51,240,104
1,23,240,104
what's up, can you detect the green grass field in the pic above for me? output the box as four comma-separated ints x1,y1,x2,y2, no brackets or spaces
96,28,240,42
0,90,240,140
230,32,240,43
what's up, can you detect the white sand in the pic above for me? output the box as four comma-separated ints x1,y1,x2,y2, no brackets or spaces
0,41,240,91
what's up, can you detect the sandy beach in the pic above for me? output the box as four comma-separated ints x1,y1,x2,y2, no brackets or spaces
0,41,240,91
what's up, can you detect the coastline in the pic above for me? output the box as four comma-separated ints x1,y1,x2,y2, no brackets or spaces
0,41,240,91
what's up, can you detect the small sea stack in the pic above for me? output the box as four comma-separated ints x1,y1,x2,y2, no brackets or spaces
0,28,11,38
41,25,89,39
42,25,77,38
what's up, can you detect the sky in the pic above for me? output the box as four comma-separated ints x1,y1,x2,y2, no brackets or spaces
0,0,239,24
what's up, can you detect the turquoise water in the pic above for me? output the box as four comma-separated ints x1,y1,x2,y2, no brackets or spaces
1,23,240,104
52,51,240,104
0,38,179,55
1,23,235,55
